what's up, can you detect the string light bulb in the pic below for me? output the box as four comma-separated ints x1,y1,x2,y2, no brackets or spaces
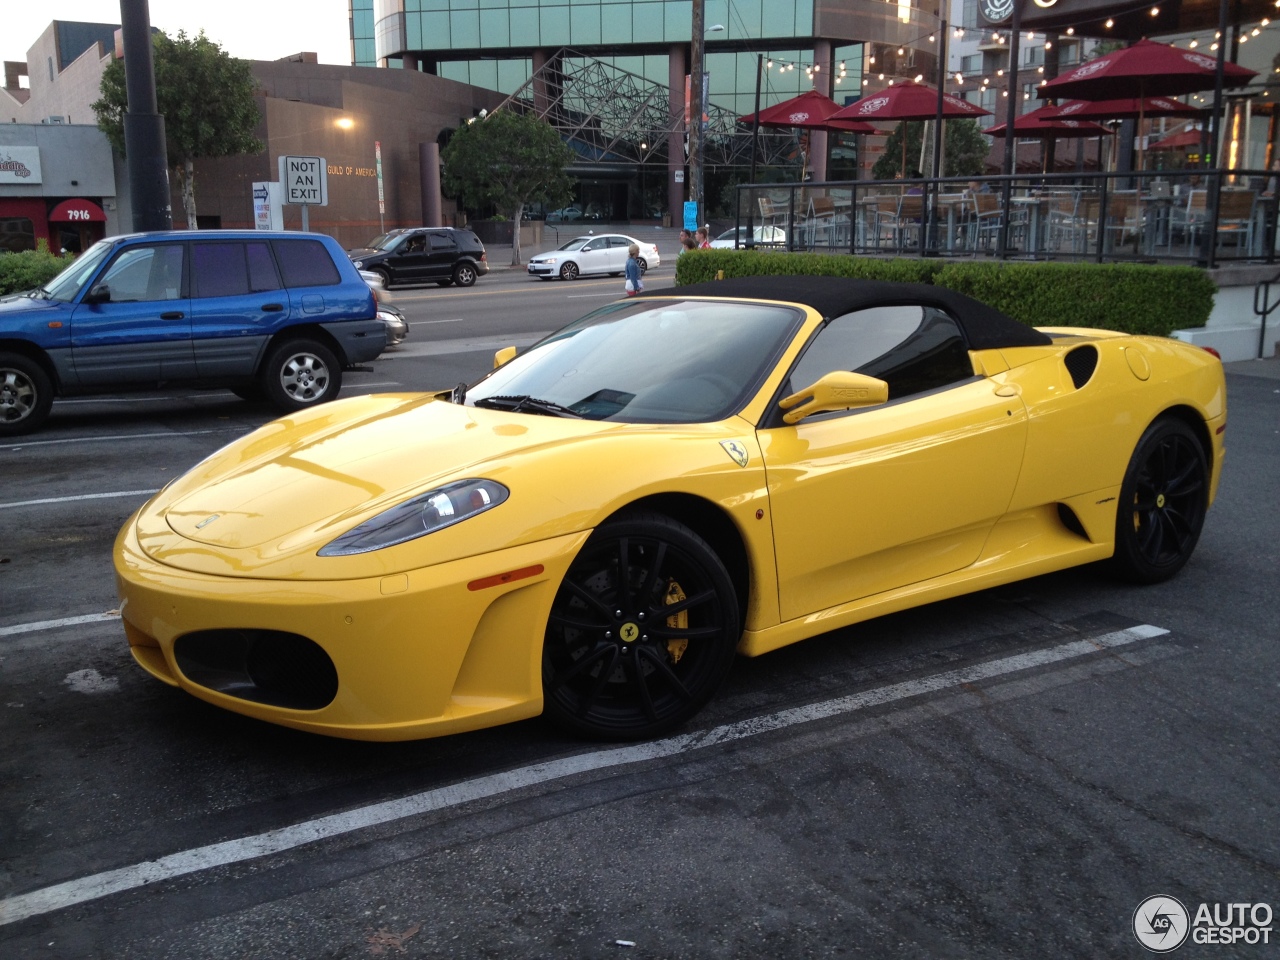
1105,18,1114,28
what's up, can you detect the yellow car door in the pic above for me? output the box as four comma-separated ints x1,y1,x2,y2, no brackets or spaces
759,304,1029,622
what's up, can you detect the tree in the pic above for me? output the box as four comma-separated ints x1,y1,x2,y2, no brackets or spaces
441,110,575,265
872,119,991,180
93,31,262,227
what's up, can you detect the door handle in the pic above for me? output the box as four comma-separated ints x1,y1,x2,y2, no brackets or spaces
260,303,284,312
160,311,185,320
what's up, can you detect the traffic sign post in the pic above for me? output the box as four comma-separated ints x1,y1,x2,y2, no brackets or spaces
278,155,328,232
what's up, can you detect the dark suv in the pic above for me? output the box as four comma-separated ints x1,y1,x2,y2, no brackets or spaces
0,231,384,435
347,227,489,288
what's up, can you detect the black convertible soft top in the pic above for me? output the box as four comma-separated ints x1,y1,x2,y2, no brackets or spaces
639,275,1052,350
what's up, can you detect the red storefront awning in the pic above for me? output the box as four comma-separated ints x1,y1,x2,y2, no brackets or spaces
48,198,107,223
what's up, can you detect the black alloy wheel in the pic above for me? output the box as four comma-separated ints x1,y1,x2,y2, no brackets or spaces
453,263,478,287
542,513,740,740
559,261,580,281
1109,416,1209,583
0,352,54,436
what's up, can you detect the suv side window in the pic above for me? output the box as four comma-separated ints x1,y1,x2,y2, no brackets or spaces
428,232,456,252
97,244,186,302
192,242,283,298
787,305,974,403
271,239,341,287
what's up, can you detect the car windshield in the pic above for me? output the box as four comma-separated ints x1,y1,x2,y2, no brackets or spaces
366,233,404,251
40,241,113,301
465,298,803,423
557,238,591,251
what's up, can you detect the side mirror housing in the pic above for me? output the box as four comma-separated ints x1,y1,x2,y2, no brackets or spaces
493,345,518,369
83,283,111,305
778,370,889,424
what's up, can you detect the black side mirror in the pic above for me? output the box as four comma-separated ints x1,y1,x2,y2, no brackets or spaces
83,283,111,304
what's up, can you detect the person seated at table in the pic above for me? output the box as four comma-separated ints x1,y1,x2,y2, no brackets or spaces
968,180,992,194
905,170,924,196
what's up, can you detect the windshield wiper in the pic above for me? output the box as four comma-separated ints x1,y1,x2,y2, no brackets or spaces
472,395,584,418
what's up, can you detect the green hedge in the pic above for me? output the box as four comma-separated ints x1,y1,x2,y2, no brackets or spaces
0,248,71,297
672,251,1215,337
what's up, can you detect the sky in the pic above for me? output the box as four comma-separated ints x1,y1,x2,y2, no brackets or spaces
4,0,353,76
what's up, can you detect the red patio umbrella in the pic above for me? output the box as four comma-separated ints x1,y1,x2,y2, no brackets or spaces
985,105,1111,138
739,89,874,133
829,81,991,176
1051,97,1203,121
1038,40,1255,101
1150,129,1205,150
987,106,1111,174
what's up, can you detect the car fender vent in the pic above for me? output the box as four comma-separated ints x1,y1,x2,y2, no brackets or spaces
173,629,338,710
1063,345,1098,389
1056,503,1090,540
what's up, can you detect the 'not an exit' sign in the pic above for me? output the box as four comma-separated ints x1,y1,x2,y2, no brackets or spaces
279,155,328,206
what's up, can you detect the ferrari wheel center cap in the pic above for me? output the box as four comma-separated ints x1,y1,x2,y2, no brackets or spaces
619,622,640,643
1156,493,1166,508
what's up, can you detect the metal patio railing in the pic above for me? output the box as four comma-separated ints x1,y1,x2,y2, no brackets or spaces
734,168,1279,267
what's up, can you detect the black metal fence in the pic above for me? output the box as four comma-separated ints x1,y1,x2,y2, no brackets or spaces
734,168,1279,267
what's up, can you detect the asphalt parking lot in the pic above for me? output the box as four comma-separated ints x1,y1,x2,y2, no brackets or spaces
1,293,1277,958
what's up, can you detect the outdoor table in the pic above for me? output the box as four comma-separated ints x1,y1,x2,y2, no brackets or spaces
1009,196,1050,257
932,193,970,254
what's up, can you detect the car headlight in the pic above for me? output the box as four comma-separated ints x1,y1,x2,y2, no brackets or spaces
318,479,509,556
353,259,364,269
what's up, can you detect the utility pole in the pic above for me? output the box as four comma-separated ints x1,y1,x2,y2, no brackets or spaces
688,0,705,230
119,0,172,231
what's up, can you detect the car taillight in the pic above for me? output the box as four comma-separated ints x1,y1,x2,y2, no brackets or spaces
1201,346,1221,359
479,252,487,261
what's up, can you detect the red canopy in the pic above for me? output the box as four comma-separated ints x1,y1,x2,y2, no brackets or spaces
739,90,874,133
1051,97,1202,121
48,198,106,223
1038,39,1255,100
830,81,991,122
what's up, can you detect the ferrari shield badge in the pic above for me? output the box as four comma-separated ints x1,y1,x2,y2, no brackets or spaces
719,440,749,468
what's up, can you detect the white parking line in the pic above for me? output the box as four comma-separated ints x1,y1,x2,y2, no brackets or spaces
409,318,467,325
0,612,121,638
0,624,1167,927
0,429,226,451
567,293,624,299
0,490,159,510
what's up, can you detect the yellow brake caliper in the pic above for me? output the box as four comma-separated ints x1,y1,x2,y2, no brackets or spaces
664,579,688,665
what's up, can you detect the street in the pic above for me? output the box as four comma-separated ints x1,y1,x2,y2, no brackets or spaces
1,261,1277,959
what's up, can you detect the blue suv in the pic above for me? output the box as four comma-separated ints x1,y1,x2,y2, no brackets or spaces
0,231,385,435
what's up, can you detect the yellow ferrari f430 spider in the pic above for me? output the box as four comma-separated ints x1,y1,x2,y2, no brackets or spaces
114,277,1226,741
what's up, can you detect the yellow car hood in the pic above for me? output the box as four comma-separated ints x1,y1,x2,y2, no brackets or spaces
161,394,617,550
132,392,762,581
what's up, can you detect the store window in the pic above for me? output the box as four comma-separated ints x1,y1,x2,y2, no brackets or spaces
0,217,36,253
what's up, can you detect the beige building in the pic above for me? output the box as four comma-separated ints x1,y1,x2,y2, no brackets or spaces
3,21,507,249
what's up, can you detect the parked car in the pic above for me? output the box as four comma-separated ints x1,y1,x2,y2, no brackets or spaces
347,227,488,288
0,231,383,435
546,207,583,222
113,276,1225,742
358,269,408,347
527,233,661,281
709,225,787,249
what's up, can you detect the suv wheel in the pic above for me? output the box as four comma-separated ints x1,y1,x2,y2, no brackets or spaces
0,352,54,436
371,267,392,289
260,338,342,411
453,263,478,287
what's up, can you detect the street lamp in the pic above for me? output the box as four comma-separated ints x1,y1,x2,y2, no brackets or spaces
687,3,724,231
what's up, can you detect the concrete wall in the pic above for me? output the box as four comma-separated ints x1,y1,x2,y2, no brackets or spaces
185,61,508,248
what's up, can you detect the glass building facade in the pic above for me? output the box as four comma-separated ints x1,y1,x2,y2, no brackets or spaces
353,1,941,221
